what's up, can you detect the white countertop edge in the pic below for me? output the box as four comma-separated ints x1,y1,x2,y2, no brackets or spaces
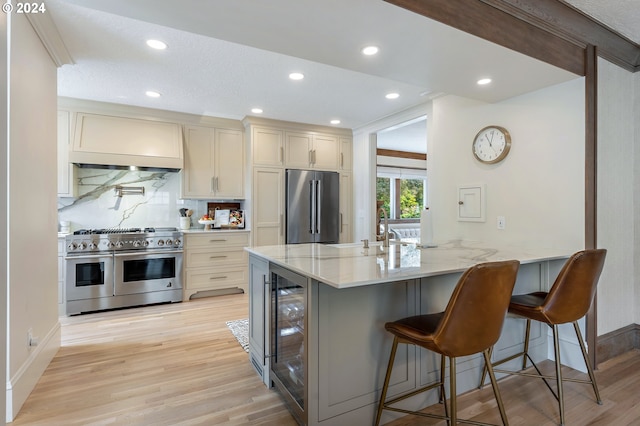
245,240,573,290
181,228,249,233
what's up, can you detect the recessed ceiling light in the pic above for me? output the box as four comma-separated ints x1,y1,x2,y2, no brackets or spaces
289,72,305,80
251,108,263,114
362,46,379,56
146,39,167,50
477,78,492,85
145,90,161,98
385,92,399,99
330,119,341,125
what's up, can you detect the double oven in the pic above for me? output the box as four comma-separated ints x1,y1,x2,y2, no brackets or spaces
65,228,183,315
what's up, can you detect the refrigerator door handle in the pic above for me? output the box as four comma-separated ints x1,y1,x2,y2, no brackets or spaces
309,180,316,235
316,179,322,235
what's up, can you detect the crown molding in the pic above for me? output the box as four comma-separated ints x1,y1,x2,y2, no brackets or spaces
26,12,73,67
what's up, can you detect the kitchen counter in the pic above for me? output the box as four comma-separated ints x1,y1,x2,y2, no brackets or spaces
247,240,576,425
180,228,249,234
245,239,571,289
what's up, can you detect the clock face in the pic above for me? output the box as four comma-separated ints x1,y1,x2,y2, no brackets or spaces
472,126,511,164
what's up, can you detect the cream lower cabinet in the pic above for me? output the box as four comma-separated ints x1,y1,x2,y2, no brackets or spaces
183,231,249,300
182,126,244,199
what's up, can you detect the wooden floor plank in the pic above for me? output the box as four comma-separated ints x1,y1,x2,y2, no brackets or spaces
10,294,640,425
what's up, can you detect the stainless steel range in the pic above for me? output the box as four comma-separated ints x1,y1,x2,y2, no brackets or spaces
65,227,183,315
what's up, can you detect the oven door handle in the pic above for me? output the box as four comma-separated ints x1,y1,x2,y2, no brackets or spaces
64,254,112,260
114,249,184,257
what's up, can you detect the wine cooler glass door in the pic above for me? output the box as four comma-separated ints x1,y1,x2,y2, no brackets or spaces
270,265,307,424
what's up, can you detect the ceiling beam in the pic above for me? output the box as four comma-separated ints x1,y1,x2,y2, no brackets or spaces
385,0,640,73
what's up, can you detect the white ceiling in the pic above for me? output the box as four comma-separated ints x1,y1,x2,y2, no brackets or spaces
47,0,637,153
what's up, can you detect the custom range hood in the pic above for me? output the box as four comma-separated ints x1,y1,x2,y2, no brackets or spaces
69,113,184,172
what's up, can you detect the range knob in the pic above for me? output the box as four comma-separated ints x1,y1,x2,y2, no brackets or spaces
115,241,124,249
107,241,115,249
165,239,173,246
78,242,87,250
174,238,181,246
157,240,165,246
142,240,150,247
89,242,98,250
67,242,77,251
133,240,142,248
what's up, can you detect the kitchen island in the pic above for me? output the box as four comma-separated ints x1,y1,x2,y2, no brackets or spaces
246,240,573,425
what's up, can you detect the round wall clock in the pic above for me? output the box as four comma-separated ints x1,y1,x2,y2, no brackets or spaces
472,125,511,164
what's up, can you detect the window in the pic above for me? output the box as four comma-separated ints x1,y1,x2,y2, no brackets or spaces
376,174,426,220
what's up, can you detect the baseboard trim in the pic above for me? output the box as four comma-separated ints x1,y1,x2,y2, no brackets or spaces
597,323,640,364
6,321,61,422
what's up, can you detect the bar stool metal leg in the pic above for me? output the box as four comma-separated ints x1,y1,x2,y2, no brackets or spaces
573,321,602,404
375,336,399,426
483,349,509,425
522,319,531,370
552,325,565,426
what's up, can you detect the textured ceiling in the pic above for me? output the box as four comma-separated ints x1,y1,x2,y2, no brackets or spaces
564,0,640,43
49,0,579,133
48,0,636,152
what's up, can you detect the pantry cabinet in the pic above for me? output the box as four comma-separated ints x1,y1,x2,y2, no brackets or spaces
252,167,285,247
183,231,250,300
181,126,244,199
339,172,352,243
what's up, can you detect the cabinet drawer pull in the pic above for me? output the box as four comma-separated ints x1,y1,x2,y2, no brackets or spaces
209,239,228,242
209,255,228,259
209,275,228,280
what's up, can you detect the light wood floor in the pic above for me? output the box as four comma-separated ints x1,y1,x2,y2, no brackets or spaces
11,294,640,425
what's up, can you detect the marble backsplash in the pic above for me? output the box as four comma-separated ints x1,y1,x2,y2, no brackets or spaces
57,168,214,232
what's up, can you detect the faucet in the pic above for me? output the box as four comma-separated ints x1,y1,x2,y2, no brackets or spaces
376,206,389,248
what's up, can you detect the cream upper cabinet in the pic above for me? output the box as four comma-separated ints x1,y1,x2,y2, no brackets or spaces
181,125,244,199
252,126,284,166
339,137,352,171
57,110,78,197
285,131,339,170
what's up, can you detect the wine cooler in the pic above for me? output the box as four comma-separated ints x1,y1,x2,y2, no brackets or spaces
270,264,308,424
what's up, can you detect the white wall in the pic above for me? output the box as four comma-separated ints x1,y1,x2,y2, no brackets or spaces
354,79,585,251
429,79,585,250
1,9,8,425
7,14,60,421
636,69,640,328
595,58,637,335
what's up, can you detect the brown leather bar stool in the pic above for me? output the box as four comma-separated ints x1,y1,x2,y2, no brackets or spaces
480,249,607,426
375,260,520,426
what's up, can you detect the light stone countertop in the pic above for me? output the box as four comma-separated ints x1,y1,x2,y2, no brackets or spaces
245,240,573,289
180,228,249,234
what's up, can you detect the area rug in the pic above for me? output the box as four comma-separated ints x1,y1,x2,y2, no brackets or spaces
226,318,249,353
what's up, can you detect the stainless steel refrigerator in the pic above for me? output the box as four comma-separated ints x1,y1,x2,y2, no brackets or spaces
286,169,340,244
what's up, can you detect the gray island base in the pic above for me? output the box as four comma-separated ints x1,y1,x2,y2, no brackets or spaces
247,240,574,425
